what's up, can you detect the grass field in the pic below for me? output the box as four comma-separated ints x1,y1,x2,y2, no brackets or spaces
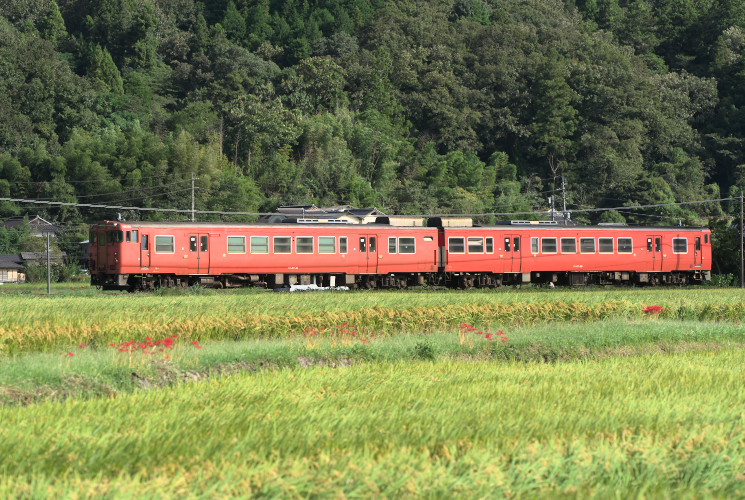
1,284,744,497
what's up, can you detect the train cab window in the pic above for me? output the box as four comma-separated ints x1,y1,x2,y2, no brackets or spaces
227,236,246,253
705,234,709,244
599,238,614,254
388,237,397,254
319,237,336,254
448,237,465,253
340,237,348,254
469,237,485,253
399,237,415,254
560,238,576,253
251,236,269,254
673,238,688,254
200,236,208,252
142,235,148,251
274,237,291,254
126,231,131,242
618,238,633,253
580,238,595,253
90,233,96,246
486,238,494,253
155,235,175,254
190,236,198,252
107,232,114,244
504,237,511,252
132,230,139,243
297,237,314,254
647,238,653,252
513,237,520,252
696,237,701,251
541,238,557,253
531,237,539,253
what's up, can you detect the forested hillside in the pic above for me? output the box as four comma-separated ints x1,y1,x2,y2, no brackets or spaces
0,0,743,229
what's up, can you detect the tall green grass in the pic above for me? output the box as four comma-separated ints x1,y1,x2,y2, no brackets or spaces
1,349,744,497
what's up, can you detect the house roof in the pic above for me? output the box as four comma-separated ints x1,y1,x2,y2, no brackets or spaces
3,216,61,233
0,254,24,270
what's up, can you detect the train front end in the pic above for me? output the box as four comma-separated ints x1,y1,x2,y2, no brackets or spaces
89,221,131,290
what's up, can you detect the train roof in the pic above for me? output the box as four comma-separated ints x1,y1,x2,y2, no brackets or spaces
91,220,709,231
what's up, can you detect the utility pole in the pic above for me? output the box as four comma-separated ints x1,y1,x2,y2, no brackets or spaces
561,175,567,224
549,196,555,222
740,191,743,288
46,231,51,295
191,172,195,222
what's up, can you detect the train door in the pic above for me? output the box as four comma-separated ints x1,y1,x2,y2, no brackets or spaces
505,234,522,272
359,235,378,274
646,234,663,271
694,236,702,268
188,234,210,273
140,233,151,268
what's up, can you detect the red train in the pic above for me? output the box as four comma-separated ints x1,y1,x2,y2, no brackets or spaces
89,219,712,291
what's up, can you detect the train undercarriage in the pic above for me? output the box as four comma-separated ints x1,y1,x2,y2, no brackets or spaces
92,269,711,291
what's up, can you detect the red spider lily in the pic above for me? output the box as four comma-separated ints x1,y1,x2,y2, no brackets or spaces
192,341,203,349
644,305,664,314
67,352,75,356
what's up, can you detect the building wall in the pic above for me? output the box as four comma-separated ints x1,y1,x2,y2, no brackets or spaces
0,269,23,283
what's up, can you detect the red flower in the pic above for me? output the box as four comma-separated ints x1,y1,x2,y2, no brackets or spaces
192,341,203,349
67,352,75,356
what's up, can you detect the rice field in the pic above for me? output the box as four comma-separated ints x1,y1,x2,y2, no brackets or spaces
1,284,744,497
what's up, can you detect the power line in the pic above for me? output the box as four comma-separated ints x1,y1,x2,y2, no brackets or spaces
0,196,736,218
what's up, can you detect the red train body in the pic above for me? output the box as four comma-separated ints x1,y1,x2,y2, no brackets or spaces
89,220,712,291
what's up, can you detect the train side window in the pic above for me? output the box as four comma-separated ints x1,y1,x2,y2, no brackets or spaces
388,237,397,254
448,237,465,253
360,237,367,252
618,238,633,254
486,238,494,253
274,237,291,254
190,236,198,252
560,238,576,253
227,236,246,254
132,230,139,243
541,238,557,253
580,238,595,253
340,237,348,254
655,237,662,252
200,236,208,252
513,237,520,251
251,236,269,254
319,236,336,254
399,237,416,254
673,238,688,254
504,237,511,252
599,238,614,253
531,237,539,253
155,235,175,254
297,237,314,254
142,235,148,251
647,238,653,252
469,237,485,253
369,237,376,252
126,231,131,242
696,237,701,251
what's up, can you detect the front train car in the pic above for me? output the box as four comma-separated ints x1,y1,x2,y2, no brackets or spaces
89,221,142,290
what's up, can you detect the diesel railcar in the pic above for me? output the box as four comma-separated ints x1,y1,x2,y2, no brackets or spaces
89,220,711,291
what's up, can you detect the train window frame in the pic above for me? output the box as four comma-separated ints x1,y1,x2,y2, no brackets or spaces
705,234,709,244
273,236,291,254
469,237,485,253
580,238,595,254
297,236,314,254
340,237,348,254
541,238,557,254
486,237,494,253
200,235,208,252
560,238,576,254
618,237,633,254
132,230,139,243
90,233,97,246
142,234,148,251
154,235,175,254
250,236,269,254
531,237,539,254
319,236,336,254
673,238,688,254
126,231,131,242
388,237,397,254
399,237,416,254
448,237,465,254
190,236,198,252
695,237,701,251
227,236,246,254
598,237,614,254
